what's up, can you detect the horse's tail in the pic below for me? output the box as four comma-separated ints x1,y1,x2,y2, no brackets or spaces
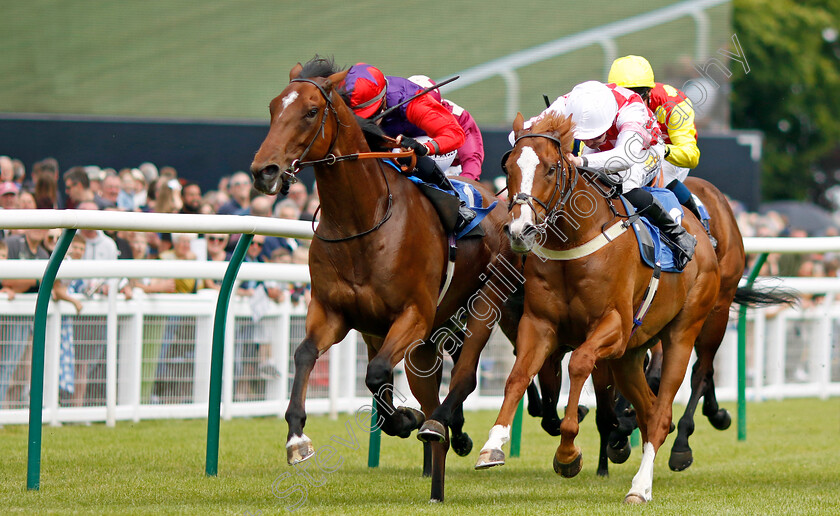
733,281,799,308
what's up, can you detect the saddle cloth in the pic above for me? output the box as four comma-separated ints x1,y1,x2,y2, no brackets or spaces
619,187,685,274
383,159,497,239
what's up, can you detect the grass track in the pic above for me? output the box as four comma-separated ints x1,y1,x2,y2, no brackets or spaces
2,398,838,514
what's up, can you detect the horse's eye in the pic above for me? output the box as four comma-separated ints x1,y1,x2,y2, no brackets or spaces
547,165,556,176
305,108,318,119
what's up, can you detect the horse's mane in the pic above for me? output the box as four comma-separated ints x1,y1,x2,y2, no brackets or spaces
298,55,343,79
356,117,392,152
531,112,576,152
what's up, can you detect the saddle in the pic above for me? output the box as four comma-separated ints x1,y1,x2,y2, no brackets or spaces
620,187,686,274
383,159,496,239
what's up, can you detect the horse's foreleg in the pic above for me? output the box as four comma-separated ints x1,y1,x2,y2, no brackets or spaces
475,315,555,469
285,301,347,465
554,314,624,479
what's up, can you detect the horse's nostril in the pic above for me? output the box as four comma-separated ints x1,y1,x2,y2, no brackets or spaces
260,164,280,176
522,224,538,238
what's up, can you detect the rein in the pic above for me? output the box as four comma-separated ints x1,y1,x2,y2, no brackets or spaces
284,78,417,242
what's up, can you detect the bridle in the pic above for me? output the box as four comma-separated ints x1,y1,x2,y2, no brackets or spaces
278,77,416,242
502,133,578,227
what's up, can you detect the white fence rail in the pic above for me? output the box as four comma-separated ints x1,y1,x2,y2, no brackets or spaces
440,0,730,120
1,260,838,427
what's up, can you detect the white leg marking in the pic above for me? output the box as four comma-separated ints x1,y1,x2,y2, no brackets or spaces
480,424,511,451
509,146,539,236
286,433,311,448
279,91,299,118
628,442,656,502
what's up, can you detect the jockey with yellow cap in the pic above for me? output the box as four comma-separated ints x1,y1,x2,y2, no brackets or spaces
518,80,696,269
608,55,715,246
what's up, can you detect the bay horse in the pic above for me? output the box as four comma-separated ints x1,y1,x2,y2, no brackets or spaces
475,111,720,504
249,57,518,502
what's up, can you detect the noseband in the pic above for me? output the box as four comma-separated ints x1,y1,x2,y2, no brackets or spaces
504,133,578,226
284,78,342,178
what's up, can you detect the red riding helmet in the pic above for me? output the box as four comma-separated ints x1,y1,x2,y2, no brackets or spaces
343,63,388,119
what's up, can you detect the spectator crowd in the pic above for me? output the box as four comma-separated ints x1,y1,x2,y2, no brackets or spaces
0,156,318,411
2,154,839,411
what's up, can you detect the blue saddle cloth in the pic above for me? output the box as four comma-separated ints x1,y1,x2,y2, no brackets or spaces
620,187,685,274
382,159,496,239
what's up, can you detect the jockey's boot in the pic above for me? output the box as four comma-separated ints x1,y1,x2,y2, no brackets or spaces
682,195,717,248
415,156,476,234
625,188,696,270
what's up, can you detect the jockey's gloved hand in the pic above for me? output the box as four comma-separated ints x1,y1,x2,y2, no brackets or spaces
398,135,429,157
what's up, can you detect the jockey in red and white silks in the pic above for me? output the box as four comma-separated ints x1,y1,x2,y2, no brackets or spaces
512,80,696,270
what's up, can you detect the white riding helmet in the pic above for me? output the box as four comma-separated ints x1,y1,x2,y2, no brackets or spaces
564,81,618,140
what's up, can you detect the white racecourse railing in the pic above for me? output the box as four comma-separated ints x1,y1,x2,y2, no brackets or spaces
0,208,838,428
440,0,730,120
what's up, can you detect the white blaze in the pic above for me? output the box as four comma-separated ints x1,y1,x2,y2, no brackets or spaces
509,146,539,236
279,91,299,117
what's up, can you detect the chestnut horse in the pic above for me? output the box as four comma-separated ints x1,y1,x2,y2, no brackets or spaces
523,178,793,477
475,112,720,504
249,58,517,502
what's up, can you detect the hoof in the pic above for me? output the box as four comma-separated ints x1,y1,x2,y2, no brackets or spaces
286,435,315,465
399,406,426,427
527,403,543,418
475,448,505,469
624,492,648,504
553,450,582,478
417,420,446,443
669,448,693,472
451,432,473,457
607,438,631,464
708,409,732,430
429,498,443,504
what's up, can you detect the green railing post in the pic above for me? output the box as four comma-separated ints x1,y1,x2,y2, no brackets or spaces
509,398,524,458
205,233,253,476
630,427,640,447
367,399,381,468
737,252,768,442
27,228,75,491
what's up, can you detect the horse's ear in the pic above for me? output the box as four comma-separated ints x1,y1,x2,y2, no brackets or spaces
325,69,349,91
289,63,303,81
512,112,525,134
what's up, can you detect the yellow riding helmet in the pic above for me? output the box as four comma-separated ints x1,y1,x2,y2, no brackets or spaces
608,55,655,89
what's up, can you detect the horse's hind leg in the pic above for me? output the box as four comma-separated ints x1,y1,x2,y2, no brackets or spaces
285,301,347,464
442,336,473,457
670,307,730,471
526,381,542,417
537,355,563,437
592,362,618,477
